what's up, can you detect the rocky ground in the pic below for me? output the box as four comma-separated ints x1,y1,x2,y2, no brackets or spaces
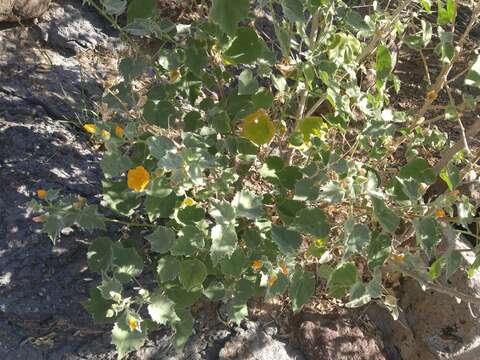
1,1,479,359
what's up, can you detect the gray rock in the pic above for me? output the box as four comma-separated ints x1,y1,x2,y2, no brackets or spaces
219,321,304,360
37,1,124,54
398,234,480,359
0,0,51,22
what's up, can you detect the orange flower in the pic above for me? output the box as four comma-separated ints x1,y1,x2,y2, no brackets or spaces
267,275,278,287
252,260,263,271
100,130,111,139
279,259,289,275
127,166,150,192
37,189,47,200
115,126,123,138
83,123,96,134
435,209,446,218
391,253,405,263
128,317,141,332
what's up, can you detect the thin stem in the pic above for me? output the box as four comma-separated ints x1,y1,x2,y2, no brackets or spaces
105,218,157,228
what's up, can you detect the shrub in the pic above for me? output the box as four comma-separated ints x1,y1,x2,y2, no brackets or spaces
30,0,480,358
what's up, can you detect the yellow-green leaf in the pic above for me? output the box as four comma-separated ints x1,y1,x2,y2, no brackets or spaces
240,109,275,145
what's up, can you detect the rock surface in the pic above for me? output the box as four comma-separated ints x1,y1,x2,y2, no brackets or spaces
292,310,386,360
0,0,51,22
219,321,304,360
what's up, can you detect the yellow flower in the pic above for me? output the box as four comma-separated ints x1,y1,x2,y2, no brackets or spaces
128,318,141,332
127,166,150,192
115,126,123,138
267,275,278,287
169,69,180,82
37,189,47,199
252,260,263,271
391,253,405,263
83,123,96,134
435,209,446,218
100,130,111,139
279,260,289,276
182,197,195,207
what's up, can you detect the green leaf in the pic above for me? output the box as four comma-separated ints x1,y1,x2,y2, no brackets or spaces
429,257,445,279
327,262,357,299
271,225,302,255
399,158,436,185
111,318,146,359
145,226,176,254
146,136,176,160
145,191,176,221
293,208,330,239
210,0,249,35
185,39,208,78
143,100,177,128
281,0,305,23
179,259,207,290
210,224,238,266
157,256,180,282
171,225,205,256
98,274,123,300
223,27,264,64
220,249,247,278
465,56,480,88
345,224,371,257
371,197,399,233
82,288,114,324
102,180,141,217
42,213,64,242
238,70,259,95
294,178,321,201
101,151,134,178
277,199,305,224
376,43,393,83
203,281,226,301
265,272,289,299
119,57,146,81
103,0,127,15
227,299,248,324
166,287,202,308
210,199,236,225
178,206,205,224
233,190,264,219
439,165,460,191
343,9,370,32
75,205,106,232
240,109,275,146
112,244,144,282
445,249,462,279
414,217,439,257
289,269,315,313
148,290,180,325
87,237,113,274
319,181,345,203
437,0,456,26
127,0,155,23
367,233,391,270
173,308,194,349
279,166,302,190
346,282,371,308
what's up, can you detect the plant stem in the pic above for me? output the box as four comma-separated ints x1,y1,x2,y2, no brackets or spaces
105,218,157,228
